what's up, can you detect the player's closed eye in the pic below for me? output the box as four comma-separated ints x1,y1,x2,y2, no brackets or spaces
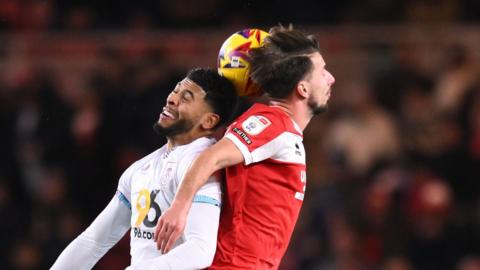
180,91,194,103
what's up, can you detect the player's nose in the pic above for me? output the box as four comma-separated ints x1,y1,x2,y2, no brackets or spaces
166,91,180,106
326,70,335,86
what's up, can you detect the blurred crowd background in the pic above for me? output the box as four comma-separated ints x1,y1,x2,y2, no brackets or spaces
1,0,480,269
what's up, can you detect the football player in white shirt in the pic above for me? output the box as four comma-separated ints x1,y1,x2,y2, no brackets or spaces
51,68,238,270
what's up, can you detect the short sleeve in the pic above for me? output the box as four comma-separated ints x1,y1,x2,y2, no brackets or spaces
225,111,286,165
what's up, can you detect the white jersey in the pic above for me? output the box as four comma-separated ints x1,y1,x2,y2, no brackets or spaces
117,137,221,265
51,136,221,270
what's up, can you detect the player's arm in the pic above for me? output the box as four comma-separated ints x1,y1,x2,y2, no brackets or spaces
129,200,220,270
154,137,243,253
50,193,131,270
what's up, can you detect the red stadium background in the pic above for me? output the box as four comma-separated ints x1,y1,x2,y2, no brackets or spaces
1,1,480,269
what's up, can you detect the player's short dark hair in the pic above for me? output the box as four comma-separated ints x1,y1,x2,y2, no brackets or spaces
187,68,238,129
249,25,321,99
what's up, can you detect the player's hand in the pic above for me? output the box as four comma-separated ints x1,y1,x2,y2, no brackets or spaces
154,203,188,253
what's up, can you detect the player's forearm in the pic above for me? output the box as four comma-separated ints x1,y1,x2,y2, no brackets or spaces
51,196,131,269
50,232,108,270
130,237,216,270
132,203,219,270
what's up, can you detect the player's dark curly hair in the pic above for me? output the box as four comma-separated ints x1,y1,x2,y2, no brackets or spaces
249,25,321,99
187,68,238,129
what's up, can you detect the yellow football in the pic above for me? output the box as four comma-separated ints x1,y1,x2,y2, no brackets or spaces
217,29,269,97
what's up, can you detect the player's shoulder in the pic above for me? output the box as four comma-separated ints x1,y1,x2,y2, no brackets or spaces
243,103,281,116
174,137,216,157
127,147,164,172
234,103,301,136
118,146,164,186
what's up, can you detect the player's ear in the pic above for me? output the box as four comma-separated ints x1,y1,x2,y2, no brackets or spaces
201,112,220,130
296,81,309,99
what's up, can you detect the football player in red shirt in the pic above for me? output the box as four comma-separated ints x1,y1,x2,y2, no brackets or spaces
155,25,335,269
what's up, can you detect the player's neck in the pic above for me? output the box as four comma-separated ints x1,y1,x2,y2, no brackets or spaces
269,99,310,131
166,130,212,151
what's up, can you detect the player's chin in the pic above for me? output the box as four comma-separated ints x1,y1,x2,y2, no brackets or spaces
158,115,176,126
312,104,328,116
153,121,171,135
159,121,176,132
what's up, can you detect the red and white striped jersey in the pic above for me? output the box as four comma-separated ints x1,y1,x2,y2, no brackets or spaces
210,103,307,270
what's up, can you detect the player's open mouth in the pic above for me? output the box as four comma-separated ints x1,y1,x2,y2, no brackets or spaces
161,107,177,120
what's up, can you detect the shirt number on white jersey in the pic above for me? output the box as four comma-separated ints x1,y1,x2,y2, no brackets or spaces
134,189,161,228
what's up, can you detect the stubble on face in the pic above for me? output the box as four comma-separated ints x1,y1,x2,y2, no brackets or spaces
308,94,328,116
152,118,194,138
